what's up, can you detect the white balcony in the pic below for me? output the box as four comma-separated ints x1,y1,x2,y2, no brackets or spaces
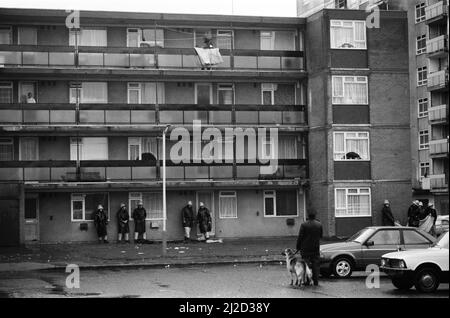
430,174,448,190
429,104,448,123
426,35,448,57
426,1,448,23
429,138,449,156
428,69,449,91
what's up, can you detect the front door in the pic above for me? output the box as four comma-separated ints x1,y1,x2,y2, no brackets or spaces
361,229,401,267
196,191,215,237
24,196,39,242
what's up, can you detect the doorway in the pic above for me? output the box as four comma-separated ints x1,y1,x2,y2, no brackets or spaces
24,195,39,242
196,191,215,237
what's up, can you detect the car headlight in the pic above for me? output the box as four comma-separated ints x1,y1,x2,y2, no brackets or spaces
398,260,407,268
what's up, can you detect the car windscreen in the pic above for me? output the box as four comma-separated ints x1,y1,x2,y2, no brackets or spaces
435,232,449,249
347,228,375,243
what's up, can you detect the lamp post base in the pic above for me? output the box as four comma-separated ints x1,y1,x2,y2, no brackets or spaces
162,230,167,257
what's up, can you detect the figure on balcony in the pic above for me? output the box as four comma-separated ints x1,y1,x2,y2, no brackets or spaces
132,201,147,244
93,204,109,243
182,201,195,242
26,92,36,103
117,203,130,243
197,202,212,242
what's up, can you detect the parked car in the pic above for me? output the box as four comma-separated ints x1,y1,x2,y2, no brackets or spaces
435,215,449,237
381,231,449,293
319,226,436,278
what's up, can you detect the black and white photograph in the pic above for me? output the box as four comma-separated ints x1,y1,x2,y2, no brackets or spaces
0,0,448,306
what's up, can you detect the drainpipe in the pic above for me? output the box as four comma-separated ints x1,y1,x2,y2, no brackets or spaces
162,125,171,257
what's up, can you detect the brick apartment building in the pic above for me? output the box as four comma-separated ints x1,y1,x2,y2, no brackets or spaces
0,6,411,245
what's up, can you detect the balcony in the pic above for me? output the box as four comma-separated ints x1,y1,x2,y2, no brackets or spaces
427,69,449,91
0,46,305,78
430,174,448,191
0,103,308,127
426,35,448,58
0,160,307,183
426,1,448,24
429,138,449,157
429,104,448,123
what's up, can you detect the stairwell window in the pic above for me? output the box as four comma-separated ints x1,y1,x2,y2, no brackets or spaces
418,98,429,118
334,132,370,161
420,162,430,178
335,188,371,217
330,20,366,49
332,76,368,104
219,191,237,219
415,3,426,23
416,34,427,55
419,130,429,150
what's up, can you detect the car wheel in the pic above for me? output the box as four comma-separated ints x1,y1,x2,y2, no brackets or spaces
332,257,353,278
414,267,440,293
391,277,413,290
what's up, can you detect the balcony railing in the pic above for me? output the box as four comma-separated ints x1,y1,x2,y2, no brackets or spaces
0,160,307,182
429,138,449,156
430,174,448,190
427,69,449,91
429,104,448,123
426,1,448,23
0,46,305,72
0,103,308,126
426,35,448,56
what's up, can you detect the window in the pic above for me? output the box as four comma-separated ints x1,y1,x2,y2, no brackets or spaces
20,137,38,160
141,29,164,47
261,83,277,105
128,137,159,160
419,130,429,150
70,82,108,103
332,76,368,104
279,135,300,159
369,230,401,245
0,27,12,44
416,34,427,55
127,82,165,104
420,162,430,178
403,230,431,245
195,83,212,105
0,138,13,161
260,30,295,51
334,132,370,160
335,188,371,217
330,20,366,49
18,27,37,45
0,82,13,103
70,137,108,160
417,67,427,86
418,98,429,118
216,30,233,49
217,84,234,105
129,192,163,220
71,193,109,222
415,3,426,23
219,191,237,218
69,29,107,47
264,190,298,217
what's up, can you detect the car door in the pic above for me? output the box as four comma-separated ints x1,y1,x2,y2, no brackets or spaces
402,229,434,251
361,229,401,267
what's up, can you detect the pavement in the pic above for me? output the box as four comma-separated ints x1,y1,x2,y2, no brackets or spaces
0,236,343,272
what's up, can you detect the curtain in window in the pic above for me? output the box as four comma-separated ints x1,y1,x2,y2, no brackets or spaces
142,137,158,159
20,138,38,160
218,89,233,104
346,138,368,160
129,144,140,160
0,143,13,160
348,193,370,216
81,29,107,46
0,86,12,103
82,82,107,103
274,31,295,51
143,193,163,219
142,83,165,104
331,26,353,48
334,133,345,160
142,29,164,47
354,22,366,47
279,136,297,159
71,137,108,160
220,195,237,218
344,81,367,104
332,77,343,103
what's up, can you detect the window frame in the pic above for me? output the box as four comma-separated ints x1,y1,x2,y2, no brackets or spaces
333,131,370,161
419,162,430,178
19,137,39,161
216,30,234,50
330,20,367,50
416,34,427,55
17,26,37,45
415,3,426,24
70,137,108,161
217,83,235,105
128,192,163,221
0,137,14,161
0,26,12,45
127,82,142,104
69,28,107,47
332,76,369,105
70,193,109,222
417,66,428,86
261,83,277,105
419,129,429,150
0,81,13,103
418,97,429,118
335,187,372,218
219,191,238,219
263,190,299,218
195,83,213,104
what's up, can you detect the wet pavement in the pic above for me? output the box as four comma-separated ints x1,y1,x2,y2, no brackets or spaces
0,263,448,298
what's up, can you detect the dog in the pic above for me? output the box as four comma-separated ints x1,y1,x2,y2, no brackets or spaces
281,248,313,287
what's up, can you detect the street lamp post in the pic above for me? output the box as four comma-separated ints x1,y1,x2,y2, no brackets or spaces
162,125,170,257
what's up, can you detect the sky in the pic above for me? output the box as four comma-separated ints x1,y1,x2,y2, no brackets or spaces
0,0,298,17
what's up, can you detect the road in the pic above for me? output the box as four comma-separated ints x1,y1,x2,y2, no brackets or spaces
0,263,448,298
